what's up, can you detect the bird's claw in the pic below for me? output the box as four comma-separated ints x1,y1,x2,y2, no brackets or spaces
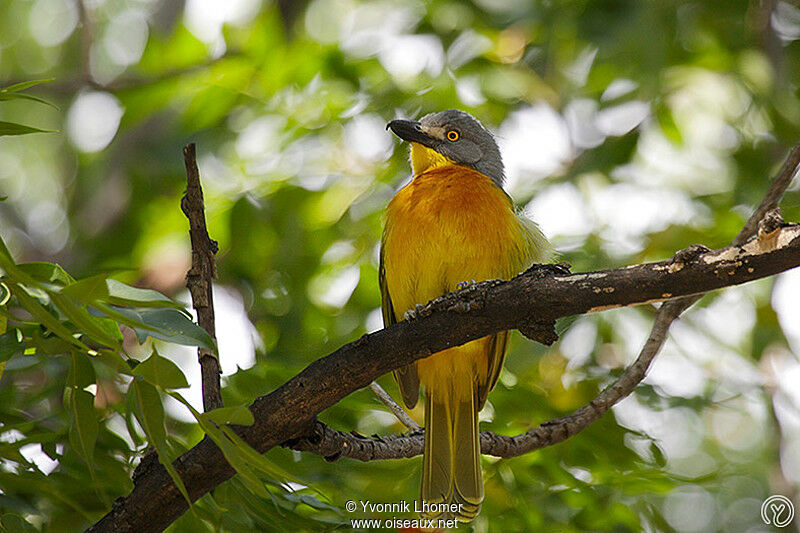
403,304,425,321
456,280,477,290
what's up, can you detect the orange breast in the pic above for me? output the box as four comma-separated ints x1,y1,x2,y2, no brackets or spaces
383,165,530,310
382,165,532,390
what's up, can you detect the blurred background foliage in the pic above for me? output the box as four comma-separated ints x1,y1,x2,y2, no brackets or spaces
1,0,800,531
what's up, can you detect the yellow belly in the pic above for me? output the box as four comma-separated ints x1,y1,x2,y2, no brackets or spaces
382,165,533,397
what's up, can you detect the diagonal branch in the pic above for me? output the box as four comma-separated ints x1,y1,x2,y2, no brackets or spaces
288,300,683,461
368,381,421,431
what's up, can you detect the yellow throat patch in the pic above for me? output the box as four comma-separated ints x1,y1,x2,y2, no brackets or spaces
410,142,455,176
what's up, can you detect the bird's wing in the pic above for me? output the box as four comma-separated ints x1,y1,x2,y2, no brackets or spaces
379,241,420,408
477,209,554,408
477,331,508,409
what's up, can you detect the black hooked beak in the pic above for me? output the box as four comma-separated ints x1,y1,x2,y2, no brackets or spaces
386,119,436,148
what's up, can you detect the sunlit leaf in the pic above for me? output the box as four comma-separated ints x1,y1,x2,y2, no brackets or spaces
8,282,89,351
94,348,132,375
129,379,191,504
17,262,75,285
66,388,98,468
133,347,189,390
68,351,96,390
105,279,184,309
100,305,215,351
0,92,58,109
220,426,296,482
60,274,112,302
169,392,271,499
0,78,55,93
655,102,682,145
0,283,10,306
50,293,122,349
0,121,55,136
0,513,38,532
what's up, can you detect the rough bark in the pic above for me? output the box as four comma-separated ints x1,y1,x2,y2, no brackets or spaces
180,143,222,412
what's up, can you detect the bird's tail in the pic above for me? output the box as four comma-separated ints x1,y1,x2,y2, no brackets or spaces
421,384,482,522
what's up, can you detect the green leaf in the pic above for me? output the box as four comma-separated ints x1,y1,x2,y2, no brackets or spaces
50,293,122,349
169,392,271,499
0,242,42,294
0,282,10,306
0,92,58,109
170,393,297,497
0,329,23,363
62,277,182,309
650,441,667,468
123,391,145,448
655,103,682,145
1,78,55,93
94,348,132,375
283,492,340,512
0,317,4,380
0,513,38,532
105,279,184,308
203,406,255,426
0,121,55,136
17,262,75,285
0,318,9,380
68,351,96,390
60,274,112,302
133,347,189,389
0,234,14,264
129,379,192,505
66,388,98,469
220,425,295,482
8,282,89,351
100,305,215,351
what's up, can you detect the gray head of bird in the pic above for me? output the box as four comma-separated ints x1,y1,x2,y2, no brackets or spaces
387,109,505,186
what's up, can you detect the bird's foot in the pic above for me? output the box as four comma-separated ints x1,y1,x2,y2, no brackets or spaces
456,280,477,290
403,304,426,321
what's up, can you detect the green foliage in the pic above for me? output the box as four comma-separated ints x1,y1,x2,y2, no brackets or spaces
1,1,799,532
0,79,56,136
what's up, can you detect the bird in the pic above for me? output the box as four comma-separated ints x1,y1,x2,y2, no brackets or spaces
380,109,552,521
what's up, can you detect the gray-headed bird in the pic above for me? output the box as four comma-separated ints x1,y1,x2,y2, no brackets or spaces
381,109,552,521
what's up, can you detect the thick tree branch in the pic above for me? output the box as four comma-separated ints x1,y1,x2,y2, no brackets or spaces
289,300,684,461
181,143,222,412
89,216,800,532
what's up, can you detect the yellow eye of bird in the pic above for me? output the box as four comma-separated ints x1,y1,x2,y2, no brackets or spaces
446,130,459,141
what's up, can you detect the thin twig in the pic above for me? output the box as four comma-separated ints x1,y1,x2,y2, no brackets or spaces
735,142,800,246
181,143,222,412
368,381,420,431
604,138,800,442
